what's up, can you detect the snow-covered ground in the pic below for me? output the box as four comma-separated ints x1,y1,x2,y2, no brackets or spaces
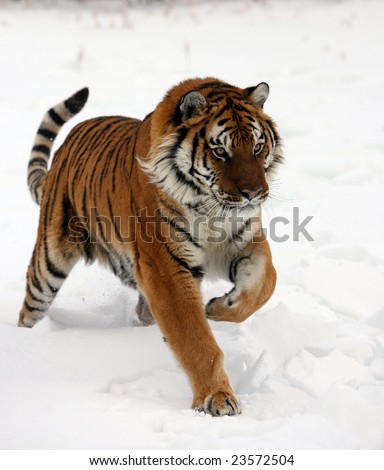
1,0,384,450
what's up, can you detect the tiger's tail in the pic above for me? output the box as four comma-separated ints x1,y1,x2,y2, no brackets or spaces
27,87,89,205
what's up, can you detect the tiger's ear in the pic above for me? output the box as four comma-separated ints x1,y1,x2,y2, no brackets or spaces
179,91,207,121
244,82,270,109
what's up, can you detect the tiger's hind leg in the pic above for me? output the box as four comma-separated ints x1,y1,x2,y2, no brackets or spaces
135,293,155,326
108,254,155,326
18,232,79,328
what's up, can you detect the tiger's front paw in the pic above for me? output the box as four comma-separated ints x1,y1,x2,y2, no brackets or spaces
206,295,236,322
193,390,241,417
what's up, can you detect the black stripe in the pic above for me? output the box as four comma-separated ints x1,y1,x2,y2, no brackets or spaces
202,143,211,173
111,139,126,192
38,126,57,141
81,185,89,230
106,192,128,243
263,124,274,147
73,118,128,196
171,162,206,196
30,273,44,295
35,254,43,281
108,256,119,277
208,95,226,104
160,197,184,217
69,120,109,201
88,118,128,150
46,151,69,225
106,192,120,241
43,236,67,279
99,147,115,195
60,196,69,242
157,130,207,196
196,81,232,92
92,207,121,269
216,126,235,141
234,103,247,112
83,241,94,264
128,125,141,215
88,146,105,193
191,166,213,183
229,256,249,283
241,112,256,125
46,281,59,294
165,245,204,279
173,126,189,151
217,118,230,127
99,122,132,188
232,217,252,241
170,98,186,126
24,299,45,313
159,198,185,218
26,284,46,304
48,108,66,126
265,119,281,145
66,118,105,164
27,168,44,182
28,157,48,169
190,265,204,279
160,213,201,248
185,200,212,216
152,153,173,168
207,90,219,99
214,102,232,120
32,144,51,157
189,132,199,176
32,144,50,156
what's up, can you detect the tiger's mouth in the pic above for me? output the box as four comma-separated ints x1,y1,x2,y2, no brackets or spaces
212,184,269,207
213,193,268,211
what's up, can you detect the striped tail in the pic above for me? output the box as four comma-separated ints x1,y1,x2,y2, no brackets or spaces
28,87,89,205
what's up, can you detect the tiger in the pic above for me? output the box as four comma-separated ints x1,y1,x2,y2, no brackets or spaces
19,78,283,416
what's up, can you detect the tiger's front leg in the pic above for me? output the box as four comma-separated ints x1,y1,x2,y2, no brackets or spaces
135,243,241,416
206,235,276,323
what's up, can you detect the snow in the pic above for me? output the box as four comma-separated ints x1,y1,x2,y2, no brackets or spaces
1,0,384,450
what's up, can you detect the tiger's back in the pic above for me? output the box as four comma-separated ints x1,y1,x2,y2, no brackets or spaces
46,116,140,257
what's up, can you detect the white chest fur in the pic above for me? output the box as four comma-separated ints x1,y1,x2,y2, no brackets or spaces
186,206,262,280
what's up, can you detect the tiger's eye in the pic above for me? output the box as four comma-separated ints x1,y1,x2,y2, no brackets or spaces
213,147,229,161
254,143,263,155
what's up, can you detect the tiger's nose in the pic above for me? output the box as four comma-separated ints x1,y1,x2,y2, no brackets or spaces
239,188,261,200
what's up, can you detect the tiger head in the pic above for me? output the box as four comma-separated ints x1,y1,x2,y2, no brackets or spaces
146,78,283,213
